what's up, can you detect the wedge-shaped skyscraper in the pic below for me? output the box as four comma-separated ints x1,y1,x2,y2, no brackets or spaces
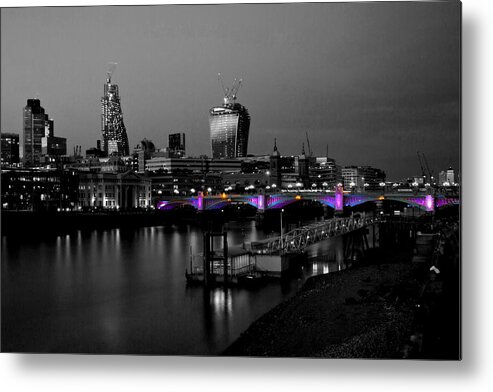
209,76,250,159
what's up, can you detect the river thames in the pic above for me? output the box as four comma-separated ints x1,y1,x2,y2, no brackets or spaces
1,219,346,355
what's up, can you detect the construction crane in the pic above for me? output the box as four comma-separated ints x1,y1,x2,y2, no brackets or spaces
417,151,426,182
421,152,434,185
217,73,243,103
305,132,313,157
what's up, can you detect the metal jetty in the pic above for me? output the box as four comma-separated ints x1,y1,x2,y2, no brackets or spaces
186,214,381,286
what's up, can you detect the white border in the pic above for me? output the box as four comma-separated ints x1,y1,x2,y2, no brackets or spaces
1,0,492,391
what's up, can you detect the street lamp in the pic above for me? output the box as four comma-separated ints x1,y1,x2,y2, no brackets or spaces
280,208,285,251
379,182,386,194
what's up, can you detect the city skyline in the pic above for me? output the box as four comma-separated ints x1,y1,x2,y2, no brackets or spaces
1,3,460,179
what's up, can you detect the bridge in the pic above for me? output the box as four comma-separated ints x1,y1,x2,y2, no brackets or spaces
157,186,459,213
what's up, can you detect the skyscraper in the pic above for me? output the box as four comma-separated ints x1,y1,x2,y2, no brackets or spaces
101,66,129,157
168,133,186,158
1,133,20,166
209,76,250,159
23,99,45,166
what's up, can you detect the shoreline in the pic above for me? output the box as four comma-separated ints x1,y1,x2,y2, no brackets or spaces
223,238,460,359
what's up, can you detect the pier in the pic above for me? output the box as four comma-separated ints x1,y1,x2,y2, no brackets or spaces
185,213,383,286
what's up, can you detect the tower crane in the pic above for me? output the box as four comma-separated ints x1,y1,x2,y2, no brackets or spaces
421,152,434,185
417,151,426,182
305,132,313,157
217,73,243,103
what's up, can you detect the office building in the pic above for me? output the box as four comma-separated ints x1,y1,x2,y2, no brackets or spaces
145,156,241,174
446,167,455,185
23,99,46,166
1,168,79,211
342,165,386,192
209,78,250,158
101,70,129,156
1,133,20,166
168,133,186,158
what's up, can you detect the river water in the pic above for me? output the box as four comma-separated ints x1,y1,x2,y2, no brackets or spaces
1,220,347,355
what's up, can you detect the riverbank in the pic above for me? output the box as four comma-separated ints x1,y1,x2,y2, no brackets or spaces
223,232,460,359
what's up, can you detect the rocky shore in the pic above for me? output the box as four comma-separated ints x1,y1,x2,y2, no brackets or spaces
223,221,460,359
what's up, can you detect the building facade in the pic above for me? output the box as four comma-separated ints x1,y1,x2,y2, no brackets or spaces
168,133,186,158
1,168,79,211
1,133,20,167
78,171,151,209
23,99,46,166
41,136,67,158
101,74,130,156
145,157,241,174
209,89,250,159
342,165,386,192
446,167,455,185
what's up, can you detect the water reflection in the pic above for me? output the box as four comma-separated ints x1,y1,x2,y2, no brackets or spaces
2,220,355,355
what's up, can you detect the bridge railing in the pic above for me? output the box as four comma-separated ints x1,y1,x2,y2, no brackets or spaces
251,215,379,255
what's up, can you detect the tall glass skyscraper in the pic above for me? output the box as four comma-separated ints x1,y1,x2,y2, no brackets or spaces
101,72,129,156
23,99,46,166
209,79,250,159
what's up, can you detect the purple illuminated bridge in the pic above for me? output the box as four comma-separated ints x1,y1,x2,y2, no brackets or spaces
156,188,459,213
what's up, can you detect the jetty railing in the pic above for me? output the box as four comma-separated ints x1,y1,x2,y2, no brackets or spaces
251,214,380,255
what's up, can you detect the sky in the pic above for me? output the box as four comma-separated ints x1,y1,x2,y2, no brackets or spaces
1,2,460,180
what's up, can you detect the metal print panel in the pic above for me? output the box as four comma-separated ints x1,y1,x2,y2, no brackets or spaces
1,1,461,359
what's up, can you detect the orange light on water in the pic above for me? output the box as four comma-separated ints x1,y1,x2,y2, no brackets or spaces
295,195,302,200
379,196,385,200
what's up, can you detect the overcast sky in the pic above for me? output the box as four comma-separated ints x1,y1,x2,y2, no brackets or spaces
1,2,460,180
